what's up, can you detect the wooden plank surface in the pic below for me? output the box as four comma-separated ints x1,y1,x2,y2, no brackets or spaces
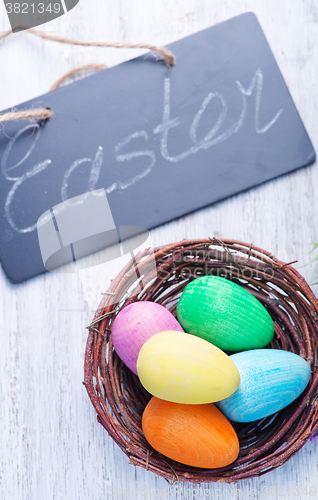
1,0,318,498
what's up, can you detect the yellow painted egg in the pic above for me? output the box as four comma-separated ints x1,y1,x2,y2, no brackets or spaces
136,330,240,404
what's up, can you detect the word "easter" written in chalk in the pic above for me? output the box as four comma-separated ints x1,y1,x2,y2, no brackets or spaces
2,68,282,235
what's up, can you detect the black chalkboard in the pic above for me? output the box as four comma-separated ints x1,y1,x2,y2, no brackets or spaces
0,12,315,283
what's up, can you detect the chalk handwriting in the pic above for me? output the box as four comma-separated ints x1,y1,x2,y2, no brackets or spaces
237,68,283,133
4,159,51,233
61,146,104,205
1,122,42,181
114,131,156,191
154,69,283,162
1,68,283,234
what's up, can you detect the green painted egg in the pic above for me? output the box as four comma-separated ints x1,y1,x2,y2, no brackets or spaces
176,276,274,352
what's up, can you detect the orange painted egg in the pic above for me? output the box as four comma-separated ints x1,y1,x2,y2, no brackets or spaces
142,397,240,469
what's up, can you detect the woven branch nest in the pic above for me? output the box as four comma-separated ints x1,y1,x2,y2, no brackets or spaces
84,238,318,484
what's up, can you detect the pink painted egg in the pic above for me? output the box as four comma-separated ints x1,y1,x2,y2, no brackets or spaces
111,301,183,374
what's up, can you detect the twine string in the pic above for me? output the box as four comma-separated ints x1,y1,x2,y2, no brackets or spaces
0,108,53,123
49,63,109,91
0,28,176,123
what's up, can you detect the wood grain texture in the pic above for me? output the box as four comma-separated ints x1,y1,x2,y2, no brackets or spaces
0,0,318,499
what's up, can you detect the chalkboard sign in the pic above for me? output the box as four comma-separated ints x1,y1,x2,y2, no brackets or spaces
0,12,315,283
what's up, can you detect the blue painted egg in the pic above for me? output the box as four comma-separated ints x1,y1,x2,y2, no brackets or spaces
216,349,311,422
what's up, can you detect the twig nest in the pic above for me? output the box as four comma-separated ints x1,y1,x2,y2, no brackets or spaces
84,238,318,483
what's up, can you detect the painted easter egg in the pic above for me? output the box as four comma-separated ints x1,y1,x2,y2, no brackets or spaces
177,275,274,352
111,301,183,375
216,349,311,422
142,397,240,468
137,330,240,404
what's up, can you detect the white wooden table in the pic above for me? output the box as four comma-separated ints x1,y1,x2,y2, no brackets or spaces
1,1,318,498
